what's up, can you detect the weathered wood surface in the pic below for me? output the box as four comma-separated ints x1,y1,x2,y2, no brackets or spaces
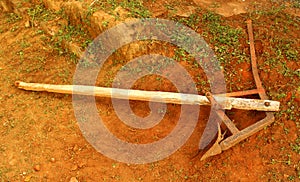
15,81,280,111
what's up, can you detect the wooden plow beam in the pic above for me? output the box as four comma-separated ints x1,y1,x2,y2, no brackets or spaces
15,81,279,112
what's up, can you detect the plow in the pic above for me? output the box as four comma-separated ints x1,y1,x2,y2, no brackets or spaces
15,20,280,160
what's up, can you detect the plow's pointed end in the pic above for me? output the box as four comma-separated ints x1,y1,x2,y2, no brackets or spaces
200,124,224,161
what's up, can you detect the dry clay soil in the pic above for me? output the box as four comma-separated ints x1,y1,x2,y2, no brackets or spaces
0,0,300,181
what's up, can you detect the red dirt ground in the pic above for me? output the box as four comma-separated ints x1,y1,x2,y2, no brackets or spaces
0,0,299,181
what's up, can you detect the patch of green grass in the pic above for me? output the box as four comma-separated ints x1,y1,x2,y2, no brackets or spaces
81,39,92,49
271,37,300,62
173,48,192,62
120,0,151,18
35,29,45,35
58,69,71,83
201,11,244,64
92,0,118,11
102,20,109,27
292,0,300,8
10,25,19,32
288,175,295,181
285,49,298,60
19,38,31,49
208,22,242,46
257,11,300,108
202,11,221,23
291,137,300,154
270,154,292,166
16,50,24,61
199,11,248,91
5,13,22,23
178,13,200,30
92,0,150,18
84,6,98,25
27,4,56,25
266,5,286,16
50,24,91,56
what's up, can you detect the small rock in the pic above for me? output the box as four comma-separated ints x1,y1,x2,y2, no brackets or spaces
34,164,41,171
25,21,30,28
24,175,32,182
71,164,78,171
69,177,79,182
73,145,78,152
47,126,53,132
50,157,56,163
78,161,86,168
9,158,17,166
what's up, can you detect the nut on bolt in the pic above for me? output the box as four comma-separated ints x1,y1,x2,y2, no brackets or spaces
264,102,270,106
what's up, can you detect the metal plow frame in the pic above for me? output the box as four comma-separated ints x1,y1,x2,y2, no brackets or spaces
201,20,275,160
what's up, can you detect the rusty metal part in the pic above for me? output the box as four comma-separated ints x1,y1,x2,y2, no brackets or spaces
219,20,275,151
200,122,223,161
206,92,240,135
200,20,276,160
221,89,265,97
